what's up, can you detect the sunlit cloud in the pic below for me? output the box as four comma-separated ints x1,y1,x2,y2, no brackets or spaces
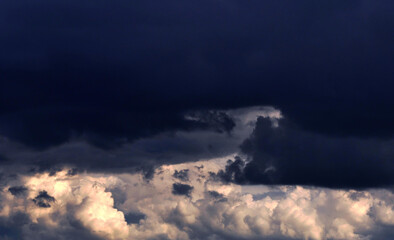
1,158,393,240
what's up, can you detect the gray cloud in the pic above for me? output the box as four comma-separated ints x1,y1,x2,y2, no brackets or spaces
172,183,194,197
0,107,278,177
8,186,27,197
32,191,55,208
217,117,394,188
173,169,190,182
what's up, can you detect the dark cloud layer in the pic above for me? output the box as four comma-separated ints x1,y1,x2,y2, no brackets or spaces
0,0,393,191
1,2,392,239
0,0,393,151
218,117,394,188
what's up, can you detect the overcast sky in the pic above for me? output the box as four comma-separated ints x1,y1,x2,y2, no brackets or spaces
0,1,393,239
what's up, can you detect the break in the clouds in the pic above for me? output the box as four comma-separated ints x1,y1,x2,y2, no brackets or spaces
1,160,394,240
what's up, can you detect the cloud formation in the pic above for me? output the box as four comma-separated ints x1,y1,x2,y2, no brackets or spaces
1,170,129,240
0,107,280,175
0,1,393,239
217,117,394,188
0,0,392,152
1,159,393,240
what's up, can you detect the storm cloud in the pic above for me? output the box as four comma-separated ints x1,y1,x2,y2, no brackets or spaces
0,1,393,238
0,0,393,153
0,107,278,176
218,117,394,188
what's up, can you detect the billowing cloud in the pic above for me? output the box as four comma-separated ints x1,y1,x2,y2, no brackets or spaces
1,159,393,240
0,1,393,238
1,170,129,240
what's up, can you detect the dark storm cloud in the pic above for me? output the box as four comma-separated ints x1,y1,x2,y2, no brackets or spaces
0,154,7,163
0,107,236,150
172,183,194,197
0,0,393,145
217,117,394,188
184,110,236,134
0,0,393,177
0,126,243,175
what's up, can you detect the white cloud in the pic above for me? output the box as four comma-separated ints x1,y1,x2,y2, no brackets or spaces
1,171,128,240
0,159,393,240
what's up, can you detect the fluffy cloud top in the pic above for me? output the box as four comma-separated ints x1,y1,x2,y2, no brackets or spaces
1,158,393,240
0,1,392,239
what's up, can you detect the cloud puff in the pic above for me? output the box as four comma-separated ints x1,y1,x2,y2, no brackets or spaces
1,158,393,240
1,170,129,240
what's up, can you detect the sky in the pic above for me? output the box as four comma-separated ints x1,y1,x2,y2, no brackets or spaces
0,1,393,240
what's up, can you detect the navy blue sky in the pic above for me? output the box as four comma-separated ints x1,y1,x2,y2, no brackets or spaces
0,0,393,188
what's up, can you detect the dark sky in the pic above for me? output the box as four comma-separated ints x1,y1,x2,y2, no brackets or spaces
0,0,393,188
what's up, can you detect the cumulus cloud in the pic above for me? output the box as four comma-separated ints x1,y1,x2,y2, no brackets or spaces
0,1,392,239
0,159,393,240
0,170,129,240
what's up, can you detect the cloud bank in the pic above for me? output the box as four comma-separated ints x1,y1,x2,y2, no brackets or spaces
0,1,393,239
1,160,393,240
